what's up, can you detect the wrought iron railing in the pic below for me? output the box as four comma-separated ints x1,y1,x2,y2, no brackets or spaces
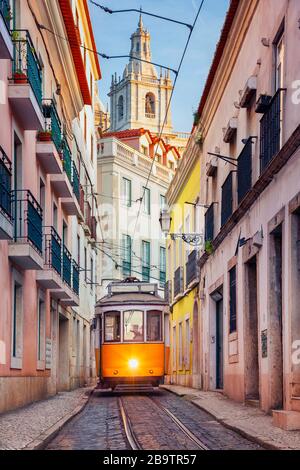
205,203,214,242
186,250,199,288
72,260,79,295
174,266,184,297
72,162,80,201
237,138,252,204
44,226,62,275
221,172,233,227
260,88,285,173
11,189,43,254
12,30,43,106
0,0,12,31
62,138,72,184
0,146,12,219
63,244,72,287
41,99,62,152
142,266,150,282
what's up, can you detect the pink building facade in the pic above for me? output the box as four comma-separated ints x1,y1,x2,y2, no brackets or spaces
0,0,101,413
196,0,300,429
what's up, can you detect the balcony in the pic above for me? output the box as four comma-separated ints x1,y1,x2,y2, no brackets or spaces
260,89,285,173
174,267,184,298
60,253,79,307
0,147,13,239
60,162,82,218
9,30,44,130
50,137,72,198
8,190,44,270
205,203,215,242
221,172,233,227
186,250,199,289
0,0,13,59
237,138,252,204
36,100,63,174
36,227,63,289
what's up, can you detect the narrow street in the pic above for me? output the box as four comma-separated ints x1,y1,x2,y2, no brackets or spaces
46,390,262,451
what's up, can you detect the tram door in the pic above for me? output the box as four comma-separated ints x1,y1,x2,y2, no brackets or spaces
216,299,224,390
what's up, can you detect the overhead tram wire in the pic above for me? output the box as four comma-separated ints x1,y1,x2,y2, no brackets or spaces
89,0,193,31
38,24,177,76
131,0,205,242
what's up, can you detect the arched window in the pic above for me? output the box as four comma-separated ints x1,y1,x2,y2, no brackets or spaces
145,93,155,117
118,95,124,121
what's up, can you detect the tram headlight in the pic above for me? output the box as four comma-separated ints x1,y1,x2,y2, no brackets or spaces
128,359,138,369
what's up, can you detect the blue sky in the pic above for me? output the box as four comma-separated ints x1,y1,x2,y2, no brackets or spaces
90,0,229,132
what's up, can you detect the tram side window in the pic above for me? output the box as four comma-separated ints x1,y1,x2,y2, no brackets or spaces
104,312,121,342
123,310,144,342
147,311,162,341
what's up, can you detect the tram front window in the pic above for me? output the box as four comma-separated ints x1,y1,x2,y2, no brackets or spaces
104,312,121,342
124,310,144,342
147,311,162,341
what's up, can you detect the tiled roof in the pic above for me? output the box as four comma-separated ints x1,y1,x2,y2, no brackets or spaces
102,128,150,139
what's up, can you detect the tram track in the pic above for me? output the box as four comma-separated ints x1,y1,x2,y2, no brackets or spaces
118,395,209,450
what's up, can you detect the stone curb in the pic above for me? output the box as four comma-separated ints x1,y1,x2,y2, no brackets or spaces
23,389,94,451
161,385,289,451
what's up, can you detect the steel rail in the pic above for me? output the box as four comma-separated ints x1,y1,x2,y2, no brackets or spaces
154,400,209,450
118,397,142,451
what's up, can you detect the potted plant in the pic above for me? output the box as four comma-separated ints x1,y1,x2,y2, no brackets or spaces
205,240,214,255
13,69,27,84
38,130,52,142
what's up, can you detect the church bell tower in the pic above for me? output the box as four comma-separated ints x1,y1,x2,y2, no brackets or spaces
108,14,174,136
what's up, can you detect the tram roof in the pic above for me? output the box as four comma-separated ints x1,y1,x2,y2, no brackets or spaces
95,279,168,308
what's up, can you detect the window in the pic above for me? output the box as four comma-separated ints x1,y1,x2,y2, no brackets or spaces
122,177,132,207
77,235,80,264
178,322,183,369
91,134,94,162
221,172,233,227
143,187,150,215
172,325,176,371
147,311,162,341
90,257,94,291
104,312,121,342
118,95,124,121
185,318,190,370
275,29,284,91
141,145,148,156
84,112,87,142
159,247,166,287
142,241,150,281
123,310,144,342
229,266,237,333
145,92,155,117
37,296,45,368
122,234,131,276
84,247,87,282
11,274,23,369
168,160,174,170
53,203,58,231
160,195,166,211
155,154,162,164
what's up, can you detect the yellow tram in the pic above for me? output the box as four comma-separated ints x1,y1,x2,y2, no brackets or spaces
95,278,169,390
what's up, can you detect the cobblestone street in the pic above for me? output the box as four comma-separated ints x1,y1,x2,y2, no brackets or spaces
46,390,263,450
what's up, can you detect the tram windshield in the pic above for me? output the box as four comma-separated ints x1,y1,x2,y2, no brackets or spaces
104,312,121,342
123,310,144,342
147,311,162,341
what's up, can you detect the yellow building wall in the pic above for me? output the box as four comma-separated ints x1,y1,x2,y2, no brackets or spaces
167,159,200,384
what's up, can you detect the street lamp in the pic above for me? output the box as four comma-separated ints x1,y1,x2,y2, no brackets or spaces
159,209,204,247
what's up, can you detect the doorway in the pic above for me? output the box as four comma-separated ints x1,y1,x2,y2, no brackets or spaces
244,256,259,401
58,313,69,391
269,224,284,409
216,298,224,390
